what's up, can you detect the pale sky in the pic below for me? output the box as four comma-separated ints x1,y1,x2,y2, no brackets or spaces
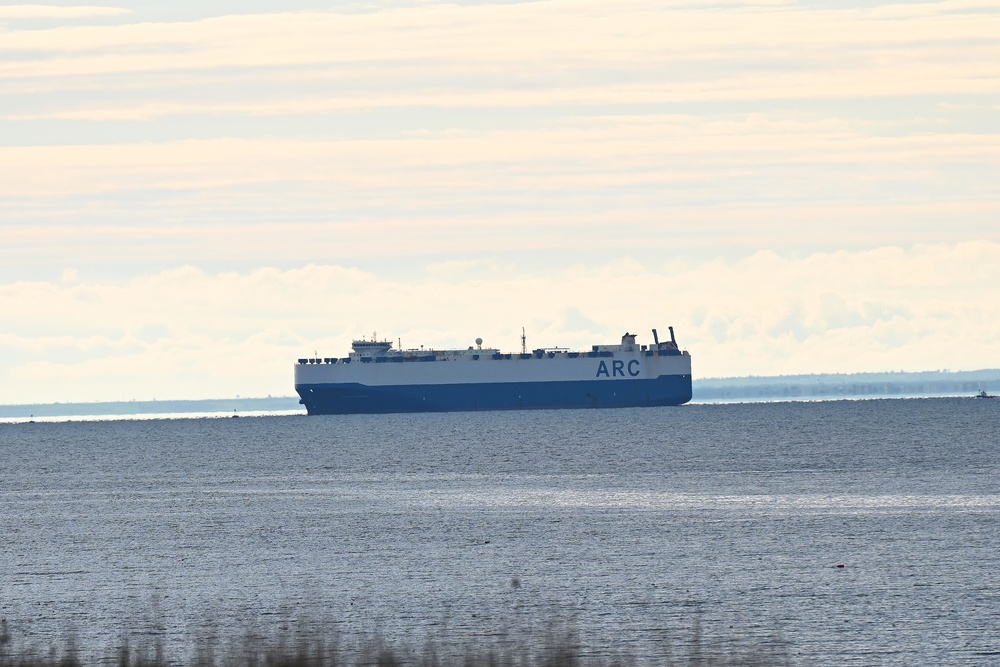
2,0,999,404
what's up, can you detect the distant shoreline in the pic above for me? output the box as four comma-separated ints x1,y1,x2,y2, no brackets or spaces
0,396,303,420
3,369,998,420
695,368,1000,402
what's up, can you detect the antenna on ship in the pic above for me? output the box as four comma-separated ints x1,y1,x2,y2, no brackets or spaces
521,327,526,354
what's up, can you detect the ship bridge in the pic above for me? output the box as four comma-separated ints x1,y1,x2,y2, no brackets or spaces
351,339,393,357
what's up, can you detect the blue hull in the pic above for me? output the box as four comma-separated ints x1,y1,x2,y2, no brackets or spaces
296,375,692,414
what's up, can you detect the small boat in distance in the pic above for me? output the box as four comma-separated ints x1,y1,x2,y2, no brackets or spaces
975,390,996,399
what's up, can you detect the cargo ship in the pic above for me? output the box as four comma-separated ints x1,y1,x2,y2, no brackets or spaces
295,328,692,414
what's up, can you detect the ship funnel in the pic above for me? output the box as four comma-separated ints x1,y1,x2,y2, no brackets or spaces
652,328,660,345
668,326,677,345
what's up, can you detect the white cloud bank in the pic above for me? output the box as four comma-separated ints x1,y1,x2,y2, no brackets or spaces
2,241,999,404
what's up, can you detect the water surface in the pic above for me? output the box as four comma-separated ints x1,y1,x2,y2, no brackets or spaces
1,398,998,665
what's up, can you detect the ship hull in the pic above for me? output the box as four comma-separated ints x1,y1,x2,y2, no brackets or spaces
296,374,692,415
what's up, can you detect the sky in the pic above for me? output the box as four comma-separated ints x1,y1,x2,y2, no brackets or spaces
2,0,999,404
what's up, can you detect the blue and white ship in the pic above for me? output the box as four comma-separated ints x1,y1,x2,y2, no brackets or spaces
295,328,692,414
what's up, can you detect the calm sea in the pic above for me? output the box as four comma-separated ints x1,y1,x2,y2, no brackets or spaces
1,398,998,665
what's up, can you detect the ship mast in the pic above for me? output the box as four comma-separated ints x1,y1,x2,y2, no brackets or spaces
521,327,526,354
